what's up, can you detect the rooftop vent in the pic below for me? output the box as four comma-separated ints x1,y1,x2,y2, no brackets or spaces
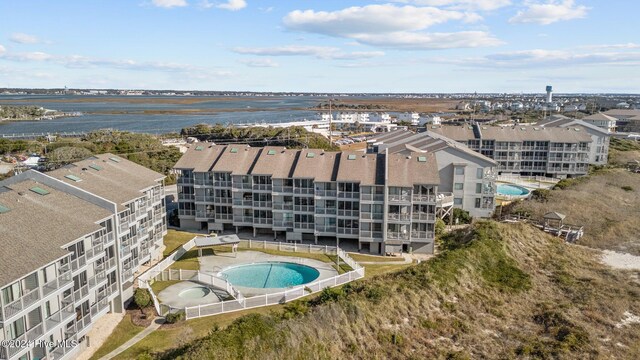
30,186,50,196
89,164,102,171
306,152,315,158
267,150,276,155
109,157,121,163
230,148,238,153
195,146,204,151
347,154,356,160
418,156,427,162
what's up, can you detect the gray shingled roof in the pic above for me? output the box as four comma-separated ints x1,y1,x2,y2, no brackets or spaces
250,147,298,179
48,153,165,211
292,149,339,182
0,180,112,287
428,125,592,143
212,145,261,175
336,152,383,185
387,152,440,187
173,142,224,172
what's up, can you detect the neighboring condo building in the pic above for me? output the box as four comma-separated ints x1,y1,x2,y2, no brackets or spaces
427,124,594,178
0,154,166,360
366,130,498,218
537,115,611,165
580,113,617,133
174,144,440,254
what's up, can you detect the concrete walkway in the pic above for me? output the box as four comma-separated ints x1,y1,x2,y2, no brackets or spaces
99,317,165,360
351,253,415,265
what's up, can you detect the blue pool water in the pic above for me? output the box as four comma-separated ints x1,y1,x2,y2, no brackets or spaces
497,184,530,196
221,262,320,288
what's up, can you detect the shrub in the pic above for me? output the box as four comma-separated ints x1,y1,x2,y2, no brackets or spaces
165,311,185,324
435,218,446,238
134,288,151,311
621,185,633,192
281,301,309,320
452,208,472,224
310,287,343,306
531,189,550,202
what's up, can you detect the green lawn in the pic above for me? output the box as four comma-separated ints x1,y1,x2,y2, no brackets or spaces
168,249,201,270
112,305,284,360
362,263,413,278
150,280,181,295
348,253,405,263
88,314,145,360
163,229,200,257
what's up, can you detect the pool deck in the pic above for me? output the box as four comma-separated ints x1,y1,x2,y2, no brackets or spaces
157,280,224,308
199,251,339,297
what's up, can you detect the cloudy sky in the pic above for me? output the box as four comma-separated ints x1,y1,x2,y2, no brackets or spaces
0,0,638,93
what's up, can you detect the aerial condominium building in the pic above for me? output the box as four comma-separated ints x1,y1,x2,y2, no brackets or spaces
0,154,166,360
537,115,611,165
366,129,498,218
427,124,594,178
173,144,440,254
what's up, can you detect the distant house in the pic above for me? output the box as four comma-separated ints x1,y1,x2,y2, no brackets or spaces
581,113,618,133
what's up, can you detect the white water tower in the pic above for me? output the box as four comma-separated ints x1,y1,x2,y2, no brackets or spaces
545,85,553,103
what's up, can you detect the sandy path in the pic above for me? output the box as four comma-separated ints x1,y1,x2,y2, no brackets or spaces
601,250,640,271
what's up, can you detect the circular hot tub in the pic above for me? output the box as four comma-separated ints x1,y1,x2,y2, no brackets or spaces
178,286,211,299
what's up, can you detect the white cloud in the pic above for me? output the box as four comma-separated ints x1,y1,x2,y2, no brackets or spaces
233,45,385,60
392,0,511,11
509,0,589,25
217,0,246,11
282,4,500,50
10,33,41,44
239,58,279,67
352,31,503,50
0,45,5,56
579,43,640,50
284,5,480,37
151,0,188,8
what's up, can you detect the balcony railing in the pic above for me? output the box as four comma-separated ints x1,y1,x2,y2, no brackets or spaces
412,194,436,203
294,223,314,230
388,194,411,202
272,202,293,210
252,184,273,191
273,221,293,228
3,286,41,320
272,185,293,193
337,191,359,199
195,195,215,202
293,205,314,213
195,211,215,219
178,209,195,216
75,313,93,333
315,207,337,215
315,190,337,197
70,254,87,272
387,231,410,240
315,226,336,233
45,304,75,332
360,212,383,220
294,188,314,195
179,194,196,201
215,213,233,221
387,213,411,221
337,209,359,217
214,180,232,188
177,177,194,184
412,212,435,221
233,216,253,223
214,197,233,204
360,194,384,202
253,218,273,225
253,201,273,208
73,284,90,303
232,199,253,206
88,272,107,289
337,228,359,235
360,230,383,239
232,183,252,189
43,271,73,297
411,231,434,241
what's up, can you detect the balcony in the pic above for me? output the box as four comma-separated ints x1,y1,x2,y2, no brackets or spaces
411,231,434,241
387,213,411,222
45,305,75,332
214,197,233,204
360,212,383,220
195,195,215,203
337,228,359,235
178,194,195,201
412,212,435,222
70,254,87,272
177,177,194,185
272,185,293,193
273,220,293,228
232,183,252,190
293,205,314,213
232,199,253,207
3,323,44,358
214,180,232,188
388,194,411,202
42,272,73,297
75,313,93,333
3,286,41,320
253,218,273,225
89,272,108,289
294,188,314,195
387,231,410,241
337,209,359,217
337,191,359,199
272,202,293,211
233,216,253,224
359,230,383,239
315,226,336,233
253,184,272,191
195,211,215,219
253,201,273,209
294,223,314,230
73,284,90,303
361,194,384,202
412,194,436,203
315,190,337,198
215,213,233,221
315,207,337,215
90,297,110,317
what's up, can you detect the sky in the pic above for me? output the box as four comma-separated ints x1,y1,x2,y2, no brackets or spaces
0,0,639,93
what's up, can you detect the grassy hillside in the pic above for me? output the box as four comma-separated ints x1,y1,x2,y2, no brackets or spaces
512,167,640,256
145,222,639,359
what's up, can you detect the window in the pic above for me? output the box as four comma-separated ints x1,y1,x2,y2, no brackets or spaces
476,183,482,194
454,183,464,190
454,198,463,205
455,167,465,175
475,198,481,208
476,168,484,179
